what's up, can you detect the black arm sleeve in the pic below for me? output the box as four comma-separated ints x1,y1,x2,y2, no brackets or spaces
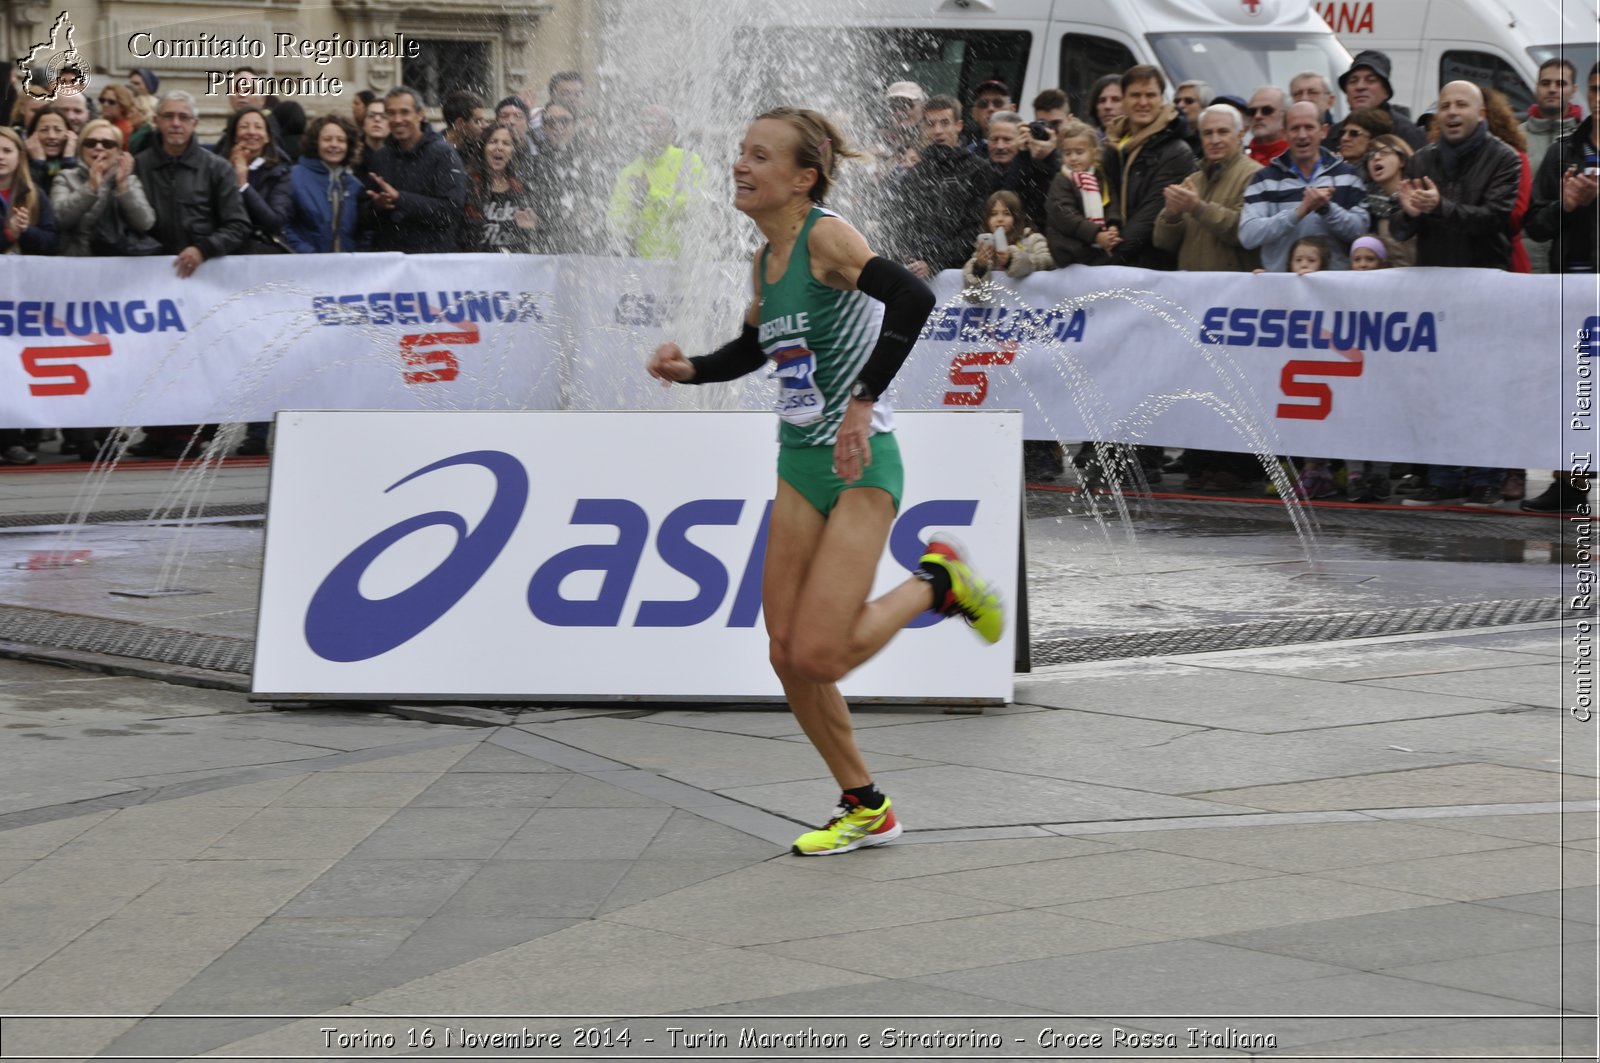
687,322,766,384
853,256,938,398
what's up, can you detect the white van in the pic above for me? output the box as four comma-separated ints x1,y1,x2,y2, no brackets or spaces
1317,0,1600,116
704,0,1352,120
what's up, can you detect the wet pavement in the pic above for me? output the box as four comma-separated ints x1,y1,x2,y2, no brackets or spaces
0,456,1593,1061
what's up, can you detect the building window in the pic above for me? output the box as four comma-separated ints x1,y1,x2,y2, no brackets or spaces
404,39,493,105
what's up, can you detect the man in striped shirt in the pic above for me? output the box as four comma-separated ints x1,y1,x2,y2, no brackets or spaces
1238,101,1369,271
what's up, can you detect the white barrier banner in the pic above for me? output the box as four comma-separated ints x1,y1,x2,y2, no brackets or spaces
254,410,1021,702
2,254,1590,468
0,254,564,428
903,266,1591,470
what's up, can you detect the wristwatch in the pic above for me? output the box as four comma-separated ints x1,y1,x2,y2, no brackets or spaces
850,380,877,402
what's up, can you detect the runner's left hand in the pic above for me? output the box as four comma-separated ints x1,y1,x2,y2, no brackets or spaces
834,396,874,484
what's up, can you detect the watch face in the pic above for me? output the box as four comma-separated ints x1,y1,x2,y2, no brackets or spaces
852,382,874,401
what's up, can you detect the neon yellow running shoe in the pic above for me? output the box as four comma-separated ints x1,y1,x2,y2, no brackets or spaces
792,795,902,856
920,536,1005,644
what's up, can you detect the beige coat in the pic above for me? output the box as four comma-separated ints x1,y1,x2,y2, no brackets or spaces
1152,151,1262,272
962,229,1054,293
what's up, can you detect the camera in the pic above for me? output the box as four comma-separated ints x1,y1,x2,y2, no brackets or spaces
1028,120,1052,141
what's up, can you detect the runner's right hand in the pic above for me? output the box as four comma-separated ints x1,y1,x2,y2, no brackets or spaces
647,341,695,385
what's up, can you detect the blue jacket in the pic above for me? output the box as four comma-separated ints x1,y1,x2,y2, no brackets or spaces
1238,147,1369,271
283,156,365,253
0,189,59,255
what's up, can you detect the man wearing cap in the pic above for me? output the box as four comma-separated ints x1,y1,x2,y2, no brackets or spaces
880,80,926,161
1328,50,1425,150
966,79,1012,156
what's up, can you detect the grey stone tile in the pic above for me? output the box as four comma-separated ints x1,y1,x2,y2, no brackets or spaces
270,772,441,807
119,859,333,918
544,774,671,808
1358,662,1566,709
372,919,726,981
276,859,483,918
674,978,1056,1016
597,858,770,913
684,802,806,846
1127,970,1562,1017
1193,764,1589,812
497,807,673,860
203,807,397,860
155,775,307,807
408,772,569,807
1477,886,1600,924
1092,820,1529,873
602,862,1010,946
721,765,1263,832
1306,710,1589,777
908,848,1278,908
1046,874,1442,938
448,743,568,772
1013,667,1514,732
0,857,33,884
0,1017,144,1062
757,908,1174,978
518,716,933,789
1211,900,1591,969
208,711,476,751
638,809,789,861
54,804,260,860
1315,844,1596,901
1378,944,1595,1010
849,707,1201,777
159,916,429,1011
0,913,262,1011
382,916,583,977
1013,729,1463,795
361,942,875,1016
1428,627,1566,657
915,939,1349,1014
783,835,1118,882
434,859,634,917
0,810,116,860
642,708,808,737
899,825,1057,843
323,741,479,773
345,807,535,859
1178,642,1553,682
577,770,736,809
491,727,631,771
1048,810,1371,836
1284,1019,1592,1059
1419,812,1600,844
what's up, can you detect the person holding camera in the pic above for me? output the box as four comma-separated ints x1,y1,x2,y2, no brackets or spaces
1001,90,1069,233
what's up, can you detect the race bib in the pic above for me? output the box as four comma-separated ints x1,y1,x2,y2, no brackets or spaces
770,344,825,425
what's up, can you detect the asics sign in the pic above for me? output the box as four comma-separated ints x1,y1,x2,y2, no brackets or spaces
255,411,1021,702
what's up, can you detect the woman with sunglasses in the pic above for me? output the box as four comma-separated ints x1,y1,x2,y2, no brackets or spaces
96,84,153,155
49,118,154,258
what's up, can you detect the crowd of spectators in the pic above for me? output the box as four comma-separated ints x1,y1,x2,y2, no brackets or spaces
0,52,1593,511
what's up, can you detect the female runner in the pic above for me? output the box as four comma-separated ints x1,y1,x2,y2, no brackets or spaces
646,107,1003,856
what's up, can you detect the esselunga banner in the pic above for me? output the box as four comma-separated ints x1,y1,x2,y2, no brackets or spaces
0,254,1590,468
253,410,1022,703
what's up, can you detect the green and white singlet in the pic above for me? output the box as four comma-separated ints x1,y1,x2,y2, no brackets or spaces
759,206,893,447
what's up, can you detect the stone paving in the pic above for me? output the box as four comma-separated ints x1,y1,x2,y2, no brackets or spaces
0,461,1595,1060
0,623,1593,1061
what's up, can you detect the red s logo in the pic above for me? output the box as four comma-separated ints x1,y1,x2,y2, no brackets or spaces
22,337,113,396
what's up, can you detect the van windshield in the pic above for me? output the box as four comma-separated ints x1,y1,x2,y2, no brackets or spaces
1148,33,1351,104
